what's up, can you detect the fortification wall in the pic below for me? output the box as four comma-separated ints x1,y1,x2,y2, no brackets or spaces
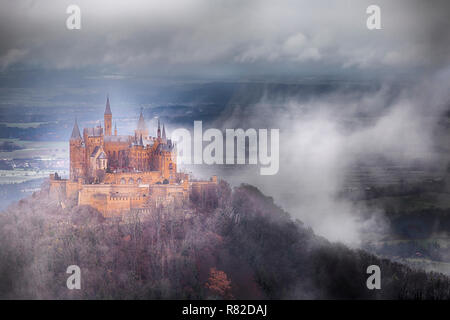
104,171,162,185
78,184,151,216
49,173,214,217
66,181,81,198
149,184,187,207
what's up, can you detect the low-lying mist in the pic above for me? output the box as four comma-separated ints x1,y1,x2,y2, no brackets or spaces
184,70,450,246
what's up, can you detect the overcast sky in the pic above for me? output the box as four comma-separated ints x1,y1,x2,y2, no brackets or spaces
1,0,449,80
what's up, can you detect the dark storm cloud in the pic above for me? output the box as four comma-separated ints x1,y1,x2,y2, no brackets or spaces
0,0,449,77
409,0,450,71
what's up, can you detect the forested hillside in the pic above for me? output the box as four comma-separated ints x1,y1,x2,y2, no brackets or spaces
0,180,449,299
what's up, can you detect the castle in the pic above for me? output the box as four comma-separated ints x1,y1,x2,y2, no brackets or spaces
50,96,217,216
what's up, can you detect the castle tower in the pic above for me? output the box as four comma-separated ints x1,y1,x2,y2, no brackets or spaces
114,122,117,136
69,119,85,181
157,119,161,139
104,95,112,136
135,107,149,138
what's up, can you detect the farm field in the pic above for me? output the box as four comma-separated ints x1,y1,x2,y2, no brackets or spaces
0,122,51,128
0,139,67,160
0,168,68,184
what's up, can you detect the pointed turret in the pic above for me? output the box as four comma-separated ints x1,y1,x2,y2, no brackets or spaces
104,94,112,136
135,107,149,138
137,108,146,130
104,94,112,115
162,124,166,140
70,119,82,140
69,118,85,181
157,119,161,139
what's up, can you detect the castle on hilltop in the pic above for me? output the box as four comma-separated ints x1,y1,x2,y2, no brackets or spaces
50,96,217,216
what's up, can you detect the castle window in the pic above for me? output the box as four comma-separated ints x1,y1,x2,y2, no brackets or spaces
137,178,142,184
129,178,134,184
120,178,126,184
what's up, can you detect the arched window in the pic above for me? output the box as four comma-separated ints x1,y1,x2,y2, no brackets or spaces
120,178,126,184
128,178,134,184
137,178,142,184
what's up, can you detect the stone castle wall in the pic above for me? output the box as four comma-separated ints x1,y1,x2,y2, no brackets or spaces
49,175,217,217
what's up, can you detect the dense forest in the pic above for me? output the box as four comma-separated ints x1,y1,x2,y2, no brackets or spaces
0,180,449,299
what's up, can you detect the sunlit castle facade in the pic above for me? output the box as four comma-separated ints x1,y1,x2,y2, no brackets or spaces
69,96,176,183
50,96,217,216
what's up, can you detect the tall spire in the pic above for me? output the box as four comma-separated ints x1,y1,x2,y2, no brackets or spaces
137,107,147,131
70,118,82,140
104,94,112,115
157,119,161,138
104,94,112,136
162,124,166,140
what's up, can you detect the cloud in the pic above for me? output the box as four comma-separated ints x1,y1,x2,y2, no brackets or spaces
0,48,28,70
283,33,321,62
196,69,450,245
0,0,448,77
236,32,321,63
